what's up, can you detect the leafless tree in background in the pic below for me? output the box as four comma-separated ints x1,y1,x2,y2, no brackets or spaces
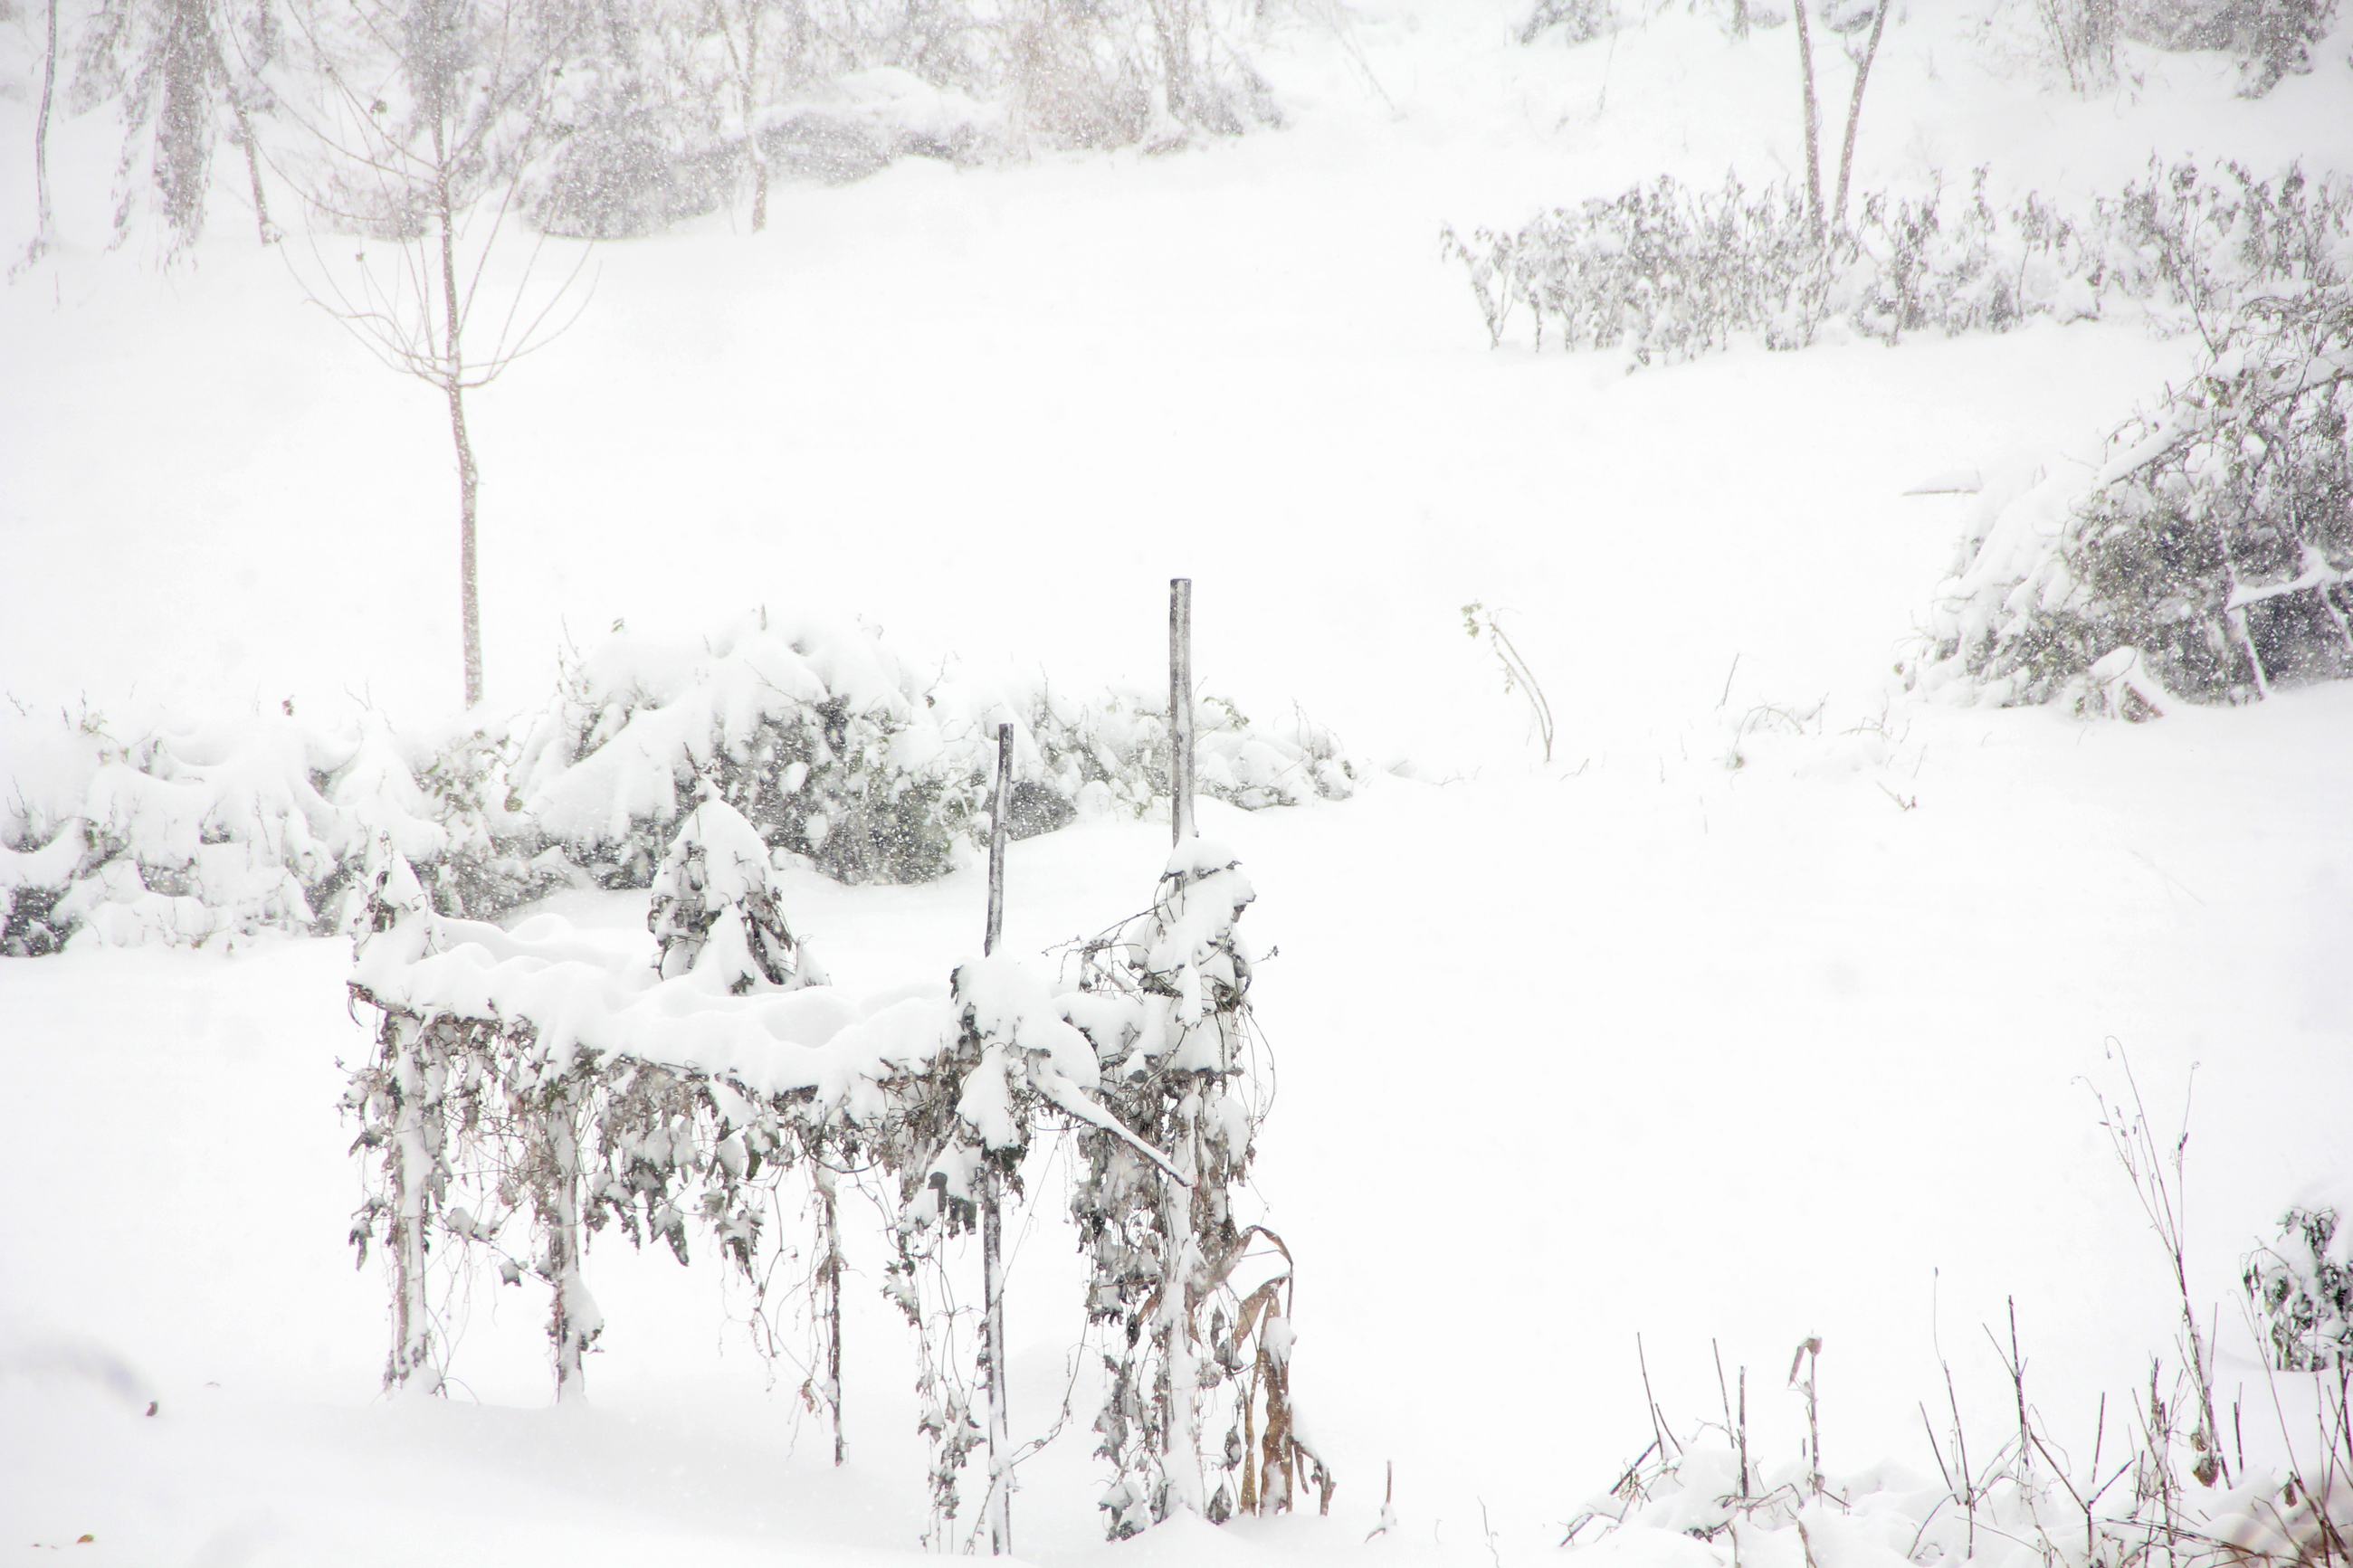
282,0,590,708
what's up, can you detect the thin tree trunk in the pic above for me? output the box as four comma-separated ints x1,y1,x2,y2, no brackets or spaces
205,8,278,245
1832,0,1891,228
1148,0,1193,125
742,16,767,232
229,93,277,243
33,0,58,251
448,375,483,709
1792,0,1824,242
433,165,484,709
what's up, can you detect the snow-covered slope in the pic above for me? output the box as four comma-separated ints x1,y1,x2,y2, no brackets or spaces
2,0,2349,1563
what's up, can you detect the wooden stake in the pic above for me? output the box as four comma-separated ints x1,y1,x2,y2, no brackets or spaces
1170,579,1196,845
981,1168,1012,1554
980,718,1015,1553
986,722,1012,956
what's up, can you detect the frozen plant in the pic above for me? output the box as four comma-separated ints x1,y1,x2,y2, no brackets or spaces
1918,263,2353,712
1062,838,1329,1535
1463,602,1556,764
648,784,824,992
2246,1208,2353,1371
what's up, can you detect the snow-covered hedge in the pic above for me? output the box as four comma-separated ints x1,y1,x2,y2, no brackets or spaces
0,703,555,956
1443,160,2353,366
1912,278,2353,715
2,614,1356,955
513,612,1354,891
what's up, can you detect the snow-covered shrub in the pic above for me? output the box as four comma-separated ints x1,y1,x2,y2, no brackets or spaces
0,703,565,954
1444,161,2353,366
1915,277,2353,711
1029,686,1354,821
2246,1207,2353,1370
4,616,1357,955
512,613,1016,889
514,613,1355,893
534,104,738,239
1519,0,1618,45
2038,0,2121,90
2097,161,2353,323
1,705,348,952
2124,0,2342,93
1061,838,1327,1535
648,786,825,992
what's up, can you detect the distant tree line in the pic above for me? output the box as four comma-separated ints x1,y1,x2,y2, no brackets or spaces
32,0,1284,257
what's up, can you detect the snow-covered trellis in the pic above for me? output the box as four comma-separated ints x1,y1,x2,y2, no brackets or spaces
338,583,1325,1549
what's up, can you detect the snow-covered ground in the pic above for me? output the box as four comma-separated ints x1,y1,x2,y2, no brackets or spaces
4,0,2350,1563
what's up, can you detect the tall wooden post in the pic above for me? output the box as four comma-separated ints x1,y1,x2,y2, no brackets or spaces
986,723,1012,957
1169,579,1196,845
1161,578,1208,1515
979,720,1015,1555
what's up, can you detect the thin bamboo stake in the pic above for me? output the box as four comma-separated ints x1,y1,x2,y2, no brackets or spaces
1169,579,1196,845
979,718,1015,1554
986,722,1011,956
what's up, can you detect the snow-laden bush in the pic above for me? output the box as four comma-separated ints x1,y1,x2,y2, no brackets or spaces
1519,0,1618,45
1060,838,1328,1534
513,612,1015,889
1443,161,2352,366
514,613,1355,893
648,786,827,992
0,702,554,955
1913,277,2353,713
2125,0,2344,95
3,616,1356,955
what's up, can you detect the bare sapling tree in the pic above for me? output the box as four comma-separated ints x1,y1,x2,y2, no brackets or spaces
283,0,591,708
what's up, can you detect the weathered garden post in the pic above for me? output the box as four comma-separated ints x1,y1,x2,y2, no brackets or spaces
1170,579,1196,844
386,1013,443,1394
1163,578,1210,1515
979,720,1015,1554
545,1082,597,1402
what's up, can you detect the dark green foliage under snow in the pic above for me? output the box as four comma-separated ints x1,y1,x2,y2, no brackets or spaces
1915,271,2353,714
0,615,1355,953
